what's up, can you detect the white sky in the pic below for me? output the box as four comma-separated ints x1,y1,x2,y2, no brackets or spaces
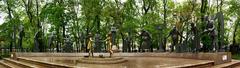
0,12,6,25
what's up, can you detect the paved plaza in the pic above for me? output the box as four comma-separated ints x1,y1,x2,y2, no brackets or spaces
26,56,213,68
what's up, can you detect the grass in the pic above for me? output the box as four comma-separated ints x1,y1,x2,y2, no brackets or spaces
232,54,240,60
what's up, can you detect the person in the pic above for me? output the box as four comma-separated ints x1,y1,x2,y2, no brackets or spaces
87,33,94,57
105,33,113,57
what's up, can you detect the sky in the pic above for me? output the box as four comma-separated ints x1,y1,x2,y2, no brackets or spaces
0,12,6,25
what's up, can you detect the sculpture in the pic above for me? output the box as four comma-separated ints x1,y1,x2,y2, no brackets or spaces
190,22,200,52
63,35,73,52
167,26,184,52
34,30,43,52
203,18,217,52
123,33,132,52
18,25,24,51
105,33,113,57
87,33,94,57
47,32,55,52
94,33,102,52
139,30,152,52
79,32,85,52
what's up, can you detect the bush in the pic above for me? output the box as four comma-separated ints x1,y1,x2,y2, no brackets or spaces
230,44,240,55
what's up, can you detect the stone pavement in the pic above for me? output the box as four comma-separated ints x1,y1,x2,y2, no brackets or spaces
0,52,238,68
27,56,214,68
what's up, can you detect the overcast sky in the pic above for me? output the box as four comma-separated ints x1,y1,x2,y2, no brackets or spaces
0,12,6,25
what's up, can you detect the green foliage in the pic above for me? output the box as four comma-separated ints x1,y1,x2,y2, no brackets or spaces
0,0,239,51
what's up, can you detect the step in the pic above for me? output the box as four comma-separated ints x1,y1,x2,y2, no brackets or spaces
0,60,14,68
211,60,240,68
3,60,23,68
78,57,127,64
17,57,75,68
4,58,36,68
170,61,214,68
16,58,47,68
0,63,7,68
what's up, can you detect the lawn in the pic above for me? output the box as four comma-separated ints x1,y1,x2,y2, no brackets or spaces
232,54,240,60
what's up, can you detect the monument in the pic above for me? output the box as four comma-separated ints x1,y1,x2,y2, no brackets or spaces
79,32,86,52
190,22,201,52
63,35,73,52
123,33,132,52
202,17,217,52
105,33,113,57
139,30,152,52
167,26,184,52
78,32,127,64
94,33,102,52
87,33,94,57
34,30,44,52
47,32,55,52
18,25,24,51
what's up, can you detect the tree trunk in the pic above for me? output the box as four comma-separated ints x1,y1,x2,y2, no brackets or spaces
56,29,60,52
163,0,167,27
232,20,239,46
201,0,207,23
6,0,15,52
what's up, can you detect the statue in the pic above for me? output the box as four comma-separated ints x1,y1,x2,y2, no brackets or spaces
190,23,200,52
34,30,40,52
63,35,73,52
203,18,217,52
79,32,85,52
167,26,184,52
47,32,55,52
94,33,102,52
139,30,152,52
123,33,132,52
105,33,113,57
18,25,24,51
87,33,94,57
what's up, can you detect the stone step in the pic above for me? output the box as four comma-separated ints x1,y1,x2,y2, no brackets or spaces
78,57,127,64
15,58,46,68
170,61,214,68
17,57,75,68
211,60,240,68
0,60,14,68
0,63,7,68
3,59,23,68
3,58,36,68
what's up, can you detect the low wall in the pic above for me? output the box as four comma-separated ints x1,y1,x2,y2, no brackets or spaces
12,52,231,65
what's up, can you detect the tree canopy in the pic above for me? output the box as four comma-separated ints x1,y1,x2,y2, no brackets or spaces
0,0,239,52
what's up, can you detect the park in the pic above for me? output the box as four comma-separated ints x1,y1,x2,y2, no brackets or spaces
0,0,240,68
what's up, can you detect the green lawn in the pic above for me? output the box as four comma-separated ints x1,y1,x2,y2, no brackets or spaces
232,54,240,60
